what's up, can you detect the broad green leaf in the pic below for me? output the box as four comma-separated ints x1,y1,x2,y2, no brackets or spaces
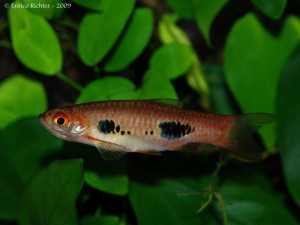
78,0,135,66
224,14,300,150
63,142,129,196
84,160,128,196
104,8,154,72
72,0,108,11
167,0,194,19
218,180,299,225
22,0,64,19
0,117,63,183
0,74,47,129
149,43,192,80
76,77,136,103
194,0,229,45
18,159,83,225
81,215,119,225
128,153,217,225
9,2,62,75
250,0,287,20
139,69,178,99
0,155,24,221
277,44,300,206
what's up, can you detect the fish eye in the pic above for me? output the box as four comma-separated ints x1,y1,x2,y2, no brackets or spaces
53,113,69,127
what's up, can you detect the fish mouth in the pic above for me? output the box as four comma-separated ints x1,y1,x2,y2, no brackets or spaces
39,113,45,124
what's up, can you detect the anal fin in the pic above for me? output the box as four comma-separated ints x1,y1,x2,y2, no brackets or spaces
87,136,132,161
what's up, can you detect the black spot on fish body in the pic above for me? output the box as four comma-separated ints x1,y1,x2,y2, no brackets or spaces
127,131,131,135
116,125,120,133
181,124,186,136
121,131,125,135
98,120,115,134
186,124,191,135
150,131,153,135
159,121,192,139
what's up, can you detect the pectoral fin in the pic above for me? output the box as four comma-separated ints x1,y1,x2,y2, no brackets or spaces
87,136,132,160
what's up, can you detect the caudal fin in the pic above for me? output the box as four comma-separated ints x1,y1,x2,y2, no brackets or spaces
228,113,275,161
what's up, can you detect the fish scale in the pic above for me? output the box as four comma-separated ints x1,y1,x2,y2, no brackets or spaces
39,99,274,161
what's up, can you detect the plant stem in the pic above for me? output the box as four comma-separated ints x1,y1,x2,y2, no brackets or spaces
56,72,83,92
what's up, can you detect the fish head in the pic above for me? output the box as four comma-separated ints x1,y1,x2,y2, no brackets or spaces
39,108,89,141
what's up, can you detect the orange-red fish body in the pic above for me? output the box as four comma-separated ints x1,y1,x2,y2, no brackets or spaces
39,100,273,161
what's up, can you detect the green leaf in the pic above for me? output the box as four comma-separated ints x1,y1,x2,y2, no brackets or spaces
276,44,300,206
22,0,64,19
194,0,229,46
72,0,107,11
203,63,237,114
84,156,128,196
128,153,217,225
104,8,154,72
138,69,178,99
149,43,192,80
158,14,191,46
78,0,135,66
63,142,129,196
218,180,299,225
9,2,62,75
18,159,83,225
0,117,63,183
224,14,300,150
167,0,194,19
0,155,24,221
250,0,287,20
81,215,119,225
76,77,136,103
0,74,47,129
158,14,211,109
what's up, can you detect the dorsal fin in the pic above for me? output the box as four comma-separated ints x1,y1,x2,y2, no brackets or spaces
150,99,184,108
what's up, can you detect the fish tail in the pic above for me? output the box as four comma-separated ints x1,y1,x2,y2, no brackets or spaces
226,113,275,161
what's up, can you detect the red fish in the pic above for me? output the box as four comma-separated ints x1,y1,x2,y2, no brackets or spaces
39,99,274,161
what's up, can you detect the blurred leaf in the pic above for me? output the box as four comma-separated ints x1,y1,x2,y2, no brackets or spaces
167,0,194,19
277,44,300,206
194,0,229,46
104,8,154,72
138,69,178,99
9,2,62,75
80,215,119,225
78,0,135,66
218,180,299,225
63,142,129,196
76,77,136,103
0,117,63,183
158,14,211,109
84,155,128,196
18,159,83,225
0,155,24,221
250,0,287,20
224,14,300,150
22,0,64,19
0,74,47,129
149,43,192,80
203,63,237,114
72,0,108,11
128,153,217,225
158,14,191,46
